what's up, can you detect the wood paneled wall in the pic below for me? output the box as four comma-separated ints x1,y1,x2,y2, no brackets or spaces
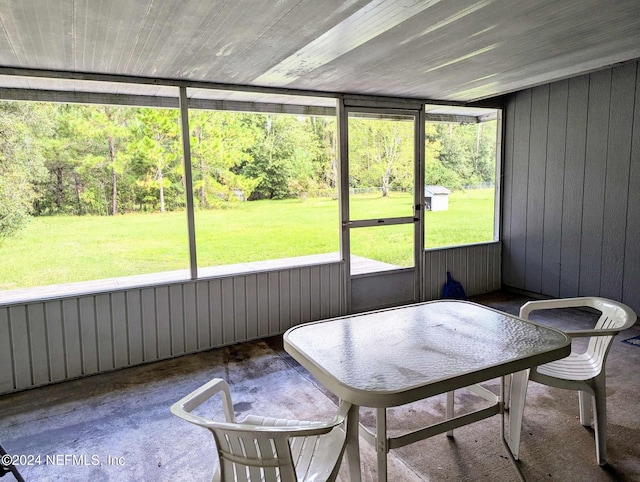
0,263,344,394
0,240,504,395
423,242,502,300
502,60,640,315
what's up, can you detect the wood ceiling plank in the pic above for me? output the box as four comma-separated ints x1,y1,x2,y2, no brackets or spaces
0,0,638,102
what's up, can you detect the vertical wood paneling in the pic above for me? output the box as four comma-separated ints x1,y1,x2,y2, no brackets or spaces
28,304,49,386
466,245,477,294
0,308,13,392
62,298,82,378
503,60,640,316
155,286,171,359
9,307,31,389
320,265,331,319
434,250,447,299
169,284,185,356
196,282,211,350
289,269,301,327
126,291,143,365
140,288,157,362
525,85,549,293
423,242,501,300
245,274,259,338
491,243,501,289
256,273,270,337
233,277,247,341
510,90,532,287
425,251,437,299
0,261,345,395
221,278,235,345
278,271,291,331
268,273,280,333
559,75,589,297
541,80,569,296
208,279,224,347
183,283,197,352
623,63,640,310
111,292,129,369
502,96,516,286
329,264,344,318
78,297,98,375
310,266,321,321
44,301,65,382
95,294,114,371
299,267,311,323
600,64,636,299
579,69,611,296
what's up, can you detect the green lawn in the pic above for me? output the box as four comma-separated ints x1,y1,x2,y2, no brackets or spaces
0,190,494,289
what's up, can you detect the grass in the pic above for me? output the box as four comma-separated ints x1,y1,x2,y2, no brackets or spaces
0,190,494,290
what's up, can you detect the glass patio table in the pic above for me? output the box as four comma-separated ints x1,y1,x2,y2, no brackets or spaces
283,300,571,481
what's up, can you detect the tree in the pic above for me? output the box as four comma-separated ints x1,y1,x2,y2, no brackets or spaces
432,121,497,188
128,108,182,212
243,114,321,200
307,116,338,194
189,110,259,207
0,101,51,240
348,116,414,196
72,105,135,215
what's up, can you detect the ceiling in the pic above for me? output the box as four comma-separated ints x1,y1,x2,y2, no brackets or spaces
0,0,639,105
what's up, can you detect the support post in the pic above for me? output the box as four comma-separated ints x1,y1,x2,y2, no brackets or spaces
179,86,198,280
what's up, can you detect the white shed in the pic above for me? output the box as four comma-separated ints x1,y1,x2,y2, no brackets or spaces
424,185,451,211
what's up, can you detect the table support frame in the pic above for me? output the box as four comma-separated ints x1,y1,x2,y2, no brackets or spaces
356,379,527,482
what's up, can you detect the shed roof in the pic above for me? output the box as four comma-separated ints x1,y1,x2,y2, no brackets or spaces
425,186,451,196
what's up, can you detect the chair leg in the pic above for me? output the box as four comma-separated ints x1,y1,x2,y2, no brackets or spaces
446,391,455,437
578,390,592,426
592,377,608,466
508,369,530,460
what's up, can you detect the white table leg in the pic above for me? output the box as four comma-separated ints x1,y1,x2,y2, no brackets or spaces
345,404,362,482
508,369,530,460
501,374,527,482
376,407,388,482
446,390,455,437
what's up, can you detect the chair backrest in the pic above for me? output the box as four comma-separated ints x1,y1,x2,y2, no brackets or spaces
585,298,637,373
520,297,637,374
209,421,326,482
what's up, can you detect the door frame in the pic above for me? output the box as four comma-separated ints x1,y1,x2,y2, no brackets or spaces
337,97,425,313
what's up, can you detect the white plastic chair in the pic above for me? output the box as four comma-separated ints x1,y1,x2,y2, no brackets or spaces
170,378,351,481
509,297,636,465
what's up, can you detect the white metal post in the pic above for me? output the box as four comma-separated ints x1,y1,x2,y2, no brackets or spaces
337,97,352,313
179,86,198,280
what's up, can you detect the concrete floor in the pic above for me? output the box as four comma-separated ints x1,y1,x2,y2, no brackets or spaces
1,291,639,481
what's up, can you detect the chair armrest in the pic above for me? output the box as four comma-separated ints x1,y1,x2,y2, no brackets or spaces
170,378,235,424
519,297,597,319
171,379,352,438
564,329,620,338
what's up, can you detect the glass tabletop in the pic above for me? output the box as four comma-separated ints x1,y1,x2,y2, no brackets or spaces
284,300,570,407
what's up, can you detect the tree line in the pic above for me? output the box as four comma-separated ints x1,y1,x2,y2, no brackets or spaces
0,100,496,239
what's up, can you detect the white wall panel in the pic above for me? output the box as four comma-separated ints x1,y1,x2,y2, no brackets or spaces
0,249,500,395
62,298,82,378
423,242,502,301
44,301,65,382
0,262,345,395
0,308,14,393
502,60,640,316
111,292,129,370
